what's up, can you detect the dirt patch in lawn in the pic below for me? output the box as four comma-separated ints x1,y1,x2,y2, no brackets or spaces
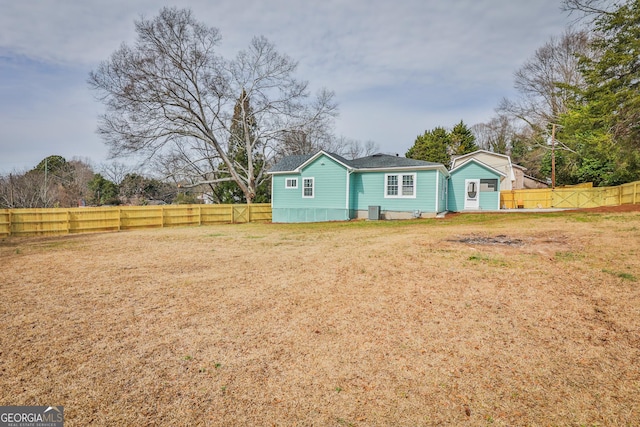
1,211,639,426
449,234,525,246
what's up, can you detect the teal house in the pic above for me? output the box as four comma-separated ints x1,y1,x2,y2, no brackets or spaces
269,150,504,223
448,158,506,212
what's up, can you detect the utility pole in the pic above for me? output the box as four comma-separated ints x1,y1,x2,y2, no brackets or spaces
551,123,556,189
9,173,14,207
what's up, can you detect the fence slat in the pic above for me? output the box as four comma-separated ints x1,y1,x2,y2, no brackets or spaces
501,180,640,210
0,204,272,237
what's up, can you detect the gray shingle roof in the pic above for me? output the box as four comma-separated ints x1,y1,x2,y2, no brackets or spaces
269,151,443,173
268,154,313,172
350,154,441,169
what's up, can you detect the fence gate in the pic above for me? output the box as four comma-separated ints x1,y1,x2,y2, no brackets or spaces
233,205,249,223
552,189,601,208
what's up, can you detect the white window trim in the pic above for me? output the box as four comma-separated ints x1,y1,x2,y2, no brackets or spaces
285,178,298,189
480,178,498,192
384,173,417,198
302,177,314,198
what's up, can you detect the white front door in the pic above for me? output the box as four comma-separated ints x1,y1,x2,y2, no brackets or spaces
464,179,480,210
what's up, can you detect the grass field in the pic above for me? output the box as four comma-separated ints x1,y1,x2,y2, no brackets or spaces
1,208,640,426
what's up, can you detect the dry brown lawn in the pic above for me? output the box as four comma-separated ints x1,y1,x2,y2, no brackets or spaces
1,208,640,426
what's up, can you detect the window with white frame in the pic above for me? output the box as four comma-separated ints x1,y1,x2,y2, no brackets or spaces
285,178,298,189
385,173,416,198
480,178,498,192
302,177,314,198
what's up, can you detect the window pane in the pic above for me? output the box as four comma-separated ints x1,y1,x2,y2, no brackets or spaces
387,175,398,195
480,179,498,192
286,178,297,188
402,175,414,196
303,178,313,197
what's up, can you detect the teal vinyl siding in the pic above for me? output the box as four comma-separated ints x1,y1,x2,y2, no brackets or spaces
272,175,302,206
271,154,349,222
448,162,502,211
350,169,440,213
272,208,350,223
436,170,448,213
299,155,348,209
270,152,454,222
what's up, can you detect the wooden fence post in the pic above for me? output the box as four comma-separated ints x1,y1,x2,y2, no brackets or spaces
619,185,622,206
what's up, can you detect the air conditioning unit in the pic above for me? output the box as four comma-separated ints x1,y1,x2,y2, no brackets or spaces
368,205,381,220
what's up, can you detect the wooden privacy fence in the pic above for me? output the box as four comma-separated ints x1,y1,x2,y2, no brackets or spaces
0,204,272,237
501,180,640,209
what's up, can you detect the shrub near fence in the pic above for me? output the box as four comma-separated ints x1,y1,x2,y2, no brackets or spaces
0,204,272,237
501,180,640,209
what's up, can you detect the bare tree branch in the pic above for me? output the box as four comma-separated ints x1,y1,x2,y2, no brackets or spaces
89,7,338,203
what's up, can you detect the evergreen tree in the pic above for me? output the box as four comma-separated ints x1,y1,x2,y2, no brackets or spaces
557,0,640,185
406,127,451,165
88,174,119,205
449,121,478,155
34,155,71,176
217,90,270,203
578,0,640,147
119,173,174,204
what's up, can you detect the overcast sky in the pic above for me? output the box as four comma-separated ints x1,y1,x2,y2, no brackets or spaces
0,0,572,174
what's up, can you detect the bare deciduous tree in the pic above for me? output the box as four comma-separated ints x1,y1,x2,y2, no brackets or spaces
89,7,337,203
499,29,592,130
0,170,57,208
562,0,615,16
337,138,380,160
100,161,134,186
472,115,519,154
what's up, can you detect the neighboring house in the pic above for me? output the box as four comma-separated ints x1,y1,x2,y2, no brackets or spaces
269,151,450,222
451,150,517,190
450,150,548,190
513,164,550,189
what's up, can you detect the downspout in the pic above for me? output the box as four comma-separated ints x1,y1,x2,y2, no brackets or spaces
346,169,352,220
435,171,440,213
270,174,274,209
446,175,450,212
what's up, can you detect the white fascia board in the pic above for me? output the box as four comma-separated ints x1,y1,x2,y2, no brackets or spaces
296,150,353,172
269,170,298,175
